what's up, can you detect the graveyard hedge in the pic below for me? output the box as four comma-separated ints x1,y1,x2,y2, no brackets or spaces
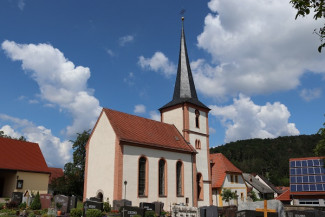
86,209,102,217
70,208,83,217
103,202,111,213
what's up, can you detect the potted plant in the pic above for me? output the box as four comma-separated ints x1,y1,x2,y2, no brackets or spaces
56,202,62,216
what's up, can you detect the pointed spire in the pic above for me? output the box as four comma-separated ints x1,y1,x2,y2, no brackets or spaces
160,17,209,111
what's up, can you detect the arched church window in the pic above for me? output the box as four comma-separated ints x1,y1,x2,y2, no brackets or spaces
159,158,167,196
195,110,200,128
138,156,148,196
197,173,204,200
176,161,184,196
195,139,201,149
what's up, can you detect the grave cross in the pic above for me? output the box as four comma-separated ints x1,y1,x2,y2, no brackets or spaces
255,200,277,217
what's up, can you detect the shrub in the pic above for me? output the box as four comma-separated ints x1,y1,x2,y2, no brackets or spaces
145,210,156,217
103,202,111,213
6,201,18,209
19,202,27,209
133,215,142,217
0,203,4,210
70,208,83,217
28,212,36,217
86,209,102,217
30,191,41,210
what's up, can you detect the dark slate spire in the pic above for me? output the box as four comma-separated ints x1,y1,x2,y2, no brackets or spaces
160,17,209,111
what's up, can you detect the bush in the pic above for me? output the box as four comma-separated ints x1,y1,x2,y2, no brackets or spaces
28,212,36,217
6,201,18,209
70,208,83,217
86,209,102,217
30,192,41,210
145,210,156,217
133,215,142,217
0,203,4,210
19,202,27,209
103,202,111,213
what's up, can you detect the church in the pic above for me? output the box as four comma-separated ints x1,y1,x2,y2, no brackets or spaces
83,18,247,208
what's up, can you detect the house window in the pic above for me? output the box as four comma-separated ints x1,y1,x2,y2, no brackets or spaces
138,156,147,196
195,139,201,149
159,159,167,196
176,161,183,196
195,110,200,128
230,174,234,183
197,173,204,200
241,193,244,201
235,175,238,183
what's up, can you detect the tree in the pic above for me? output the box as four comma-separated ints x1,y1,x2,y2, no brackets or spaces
50,130,90,199
290,0,325,52
221,189,234,206
314,116,325,156
0,130,26,141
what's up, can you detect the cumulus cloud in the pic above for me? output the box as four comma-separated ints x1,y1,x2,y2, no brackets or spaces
300,88,322,101
106,49,115,57
124,72,135,86
0,114,71,167
210,94,299,143
18,0,25,10
1,40,102,136
209,127,216,134
138,52,176,77
149,110,160,121
134,104,146,114
119,35,134,46
193,0,325,100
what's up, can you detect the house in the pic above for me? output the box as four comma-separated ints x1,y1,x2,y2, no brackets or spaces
275,187,291,205
0,137,50,198
84,18,212,207
48,167,64,194
243,173,274,200
254,174,282,198
210,153,248,207
289,156,325,206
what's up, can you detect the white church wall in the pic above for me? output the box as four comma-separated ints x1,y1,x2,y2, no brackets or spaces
123,145,194,209
162,107,183,134
86,113,116,201
188,107,207,134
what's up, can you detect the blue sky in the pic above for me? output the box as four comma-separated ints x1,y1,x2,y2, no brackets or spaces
1,0,324,168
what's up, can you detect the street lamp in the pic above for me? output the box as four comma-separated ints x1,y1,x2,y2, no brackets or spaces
124,180,127,200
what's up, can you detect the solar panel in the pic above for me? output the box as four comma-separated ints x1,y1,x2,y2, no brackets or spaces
290,161,295,167
296,161,301,167
290,168,295,175
297,176,303,183
322,175,325,182
308,167,314,174
310,184,316,191
309,176,315,183
296,168,302,175
297,185,303,191
316,175,322,182
313,159,320,166
316,184,323,191
308,160,313,166
302,160,307,167
291,176,296,183
303,184,309,191
291,184,296,192
303,176,308,183
315,167,321,174
302,168,308,174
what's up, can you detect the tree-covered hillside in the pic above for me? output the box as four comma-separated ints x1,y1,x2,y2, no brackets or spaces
210,134,321,186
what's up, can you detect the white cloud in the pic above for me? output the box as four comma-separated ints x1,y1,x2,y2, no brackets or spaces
194,0,325,99
119,35,134,46
209,127,216,134
134,104,146,114
28,99,39,104
106,49,115,57
149,110,160,121
124,72,135,86
138,52,176,77
300,88,322,101
18,0,25,10
210,94,299,143
1,40,102,136
0,114,71,167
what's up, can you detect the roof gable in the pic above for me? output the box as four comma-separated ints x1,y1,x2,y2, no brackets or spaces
0,137,49,173
103,108,196,153
48,167,64,184
210,153,242,188
243,173,274,194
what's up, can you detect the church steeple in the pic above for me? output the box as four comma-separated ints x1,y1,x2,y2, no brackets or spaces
160,17,209,111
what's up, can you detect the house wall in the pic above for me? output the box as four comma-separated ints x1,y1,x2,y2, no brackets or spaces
85,113,116,201
15,171,49,194
161,107,183,134
214,174,247,207
0,170,16,197
122,145,193,209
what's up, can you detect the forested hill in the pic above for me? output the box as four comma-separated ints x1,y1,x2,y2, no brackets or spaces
210,134,321,186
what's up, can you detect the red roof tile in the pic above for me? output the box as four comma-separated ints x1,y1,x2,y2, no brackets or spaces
103,108,196,153
290,156,325,161
48,167,64,184
290,191,325,195
275,187,291,201
210,153,242,188
0,137,49,173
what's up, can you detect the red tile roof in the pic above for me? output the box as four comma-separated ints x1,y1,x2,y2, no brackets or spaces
275,187,291,201
0,137,49,173
103,108,196,153
48,167,64,184
290,156,325,161
290,191,325,195
210,153,242,188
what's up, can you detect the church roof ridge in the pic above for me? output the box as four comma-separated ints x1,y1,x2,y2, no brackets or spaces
102,108,196,153
160,18,209,111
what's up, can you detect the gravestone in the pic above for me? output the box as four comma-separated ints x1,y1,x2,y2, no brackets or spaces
84,200,103,216
54,194,70,213
11,192,23,204
90,197,102,202
172,205,198,217
113,199,132,211
238,200,285,217
153,201,164,216
199,206,218,217
285,210,325,217
70,195,78,210
40,194,52,209
139,202,155,211
237,210,278,217
121,206,146,217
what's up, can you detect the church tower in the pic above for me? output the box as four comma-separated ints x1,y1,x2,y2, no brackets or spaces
159,18,212,206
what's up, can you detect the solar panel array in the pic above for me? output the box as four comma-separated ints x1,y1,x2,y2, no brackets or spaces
290,158,324,192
